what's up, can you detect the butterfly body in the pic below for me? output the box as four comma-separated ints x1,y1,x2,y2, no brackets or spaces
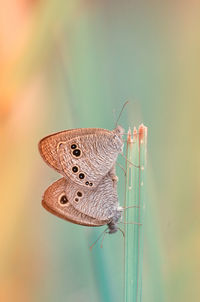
39,126,124,234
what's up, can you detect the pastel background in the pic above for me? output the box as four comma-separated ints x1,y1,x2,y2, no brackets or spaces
0,1,199,302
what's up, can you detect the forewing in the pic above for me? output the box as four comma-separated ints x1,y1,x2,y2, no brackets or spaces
39,128,111,173
38,128,123,188
58,133,123,188
42,177,108,227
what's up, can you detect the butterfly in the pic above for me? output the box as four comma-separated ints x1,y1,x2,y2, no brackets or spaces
39,125,124,234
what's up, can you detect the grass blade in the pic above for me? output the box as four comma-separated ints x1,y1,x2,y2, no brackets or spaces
124,124,147,302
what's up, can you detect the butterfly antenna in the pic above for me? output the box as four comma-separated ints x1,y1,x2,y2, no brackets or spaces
89,228,108,250
113,108,117,124
115,101,129,128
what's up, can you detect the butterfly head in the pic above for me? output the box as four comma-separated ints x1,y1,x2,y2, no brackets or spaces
113,125,124,136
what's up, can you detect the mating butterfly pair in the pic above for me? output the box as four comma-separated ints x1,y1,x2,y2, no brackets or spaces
39,125,124,234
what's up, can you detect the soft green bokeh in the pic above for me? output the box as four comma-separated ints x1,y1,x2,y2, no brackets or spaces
1,1,200,302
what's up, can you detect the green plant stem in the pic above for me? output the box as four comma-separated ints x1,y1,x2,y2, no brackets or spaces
124,124,147,302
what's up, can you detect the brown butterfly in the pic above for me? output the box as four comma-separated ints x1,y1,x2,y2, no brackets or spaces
39,126,124,234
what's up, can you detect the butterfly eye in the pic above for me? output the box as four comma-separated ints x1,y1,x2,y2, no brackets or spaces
73,149,81,157
71,144,77,149
77,191,82,197
72,166,78,173
59,195,68,205
79,173,85,179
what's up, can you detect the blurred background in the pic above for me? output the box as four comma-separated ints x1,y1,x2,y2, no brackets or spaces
0,1,200,301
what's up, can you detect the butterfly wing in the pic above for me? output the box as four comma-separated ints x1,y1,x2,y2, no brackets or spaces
64,172,120,221
42,177,108,227
39,127,124,188
39,128,111,173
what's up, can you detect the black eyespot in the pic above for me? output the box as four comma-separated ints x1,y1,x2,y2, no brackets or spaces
85,181,89,185
75,198,79,202
73,149,81,157
60,195,68,204
72,166,78,173
77,191,82,197
79,173,85,179
89,183,93,186
71,144,77,149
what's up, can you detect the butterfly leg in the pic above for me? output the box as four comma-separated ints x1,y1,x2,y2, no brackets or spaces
116,161,126,176
120,153,140,168
100,231,107,248
108,165,118,188
120,221,142,226
117,227,125,237
89,228,109,250
122,205,139,210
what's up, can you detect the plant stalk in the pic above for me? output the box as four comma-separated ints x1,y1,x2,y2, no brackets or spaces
124,124,147,302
